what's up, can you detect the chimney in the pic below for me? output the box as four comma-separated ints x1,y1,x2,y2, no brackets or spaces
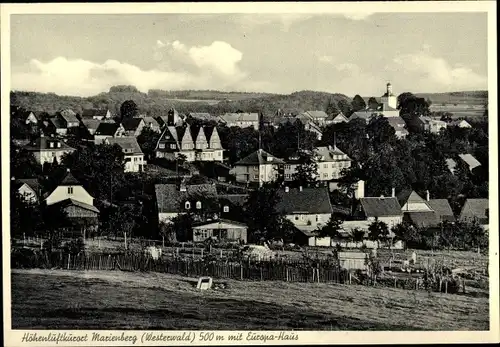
391,187,396,198
426,190,430,201
285,186,289,193
299,186,303,192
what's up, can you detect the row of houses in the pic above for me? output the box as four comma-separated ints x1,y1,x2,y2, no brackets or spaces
152,180,489,245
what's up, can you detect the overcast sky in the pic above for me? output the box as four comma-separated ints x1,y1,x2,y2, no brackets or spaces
10,12,488,97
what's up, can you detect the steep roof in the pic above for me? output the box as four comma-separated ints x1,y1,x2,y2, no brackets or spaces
427,199,455,222
315,146,350,161
24,137,75,152
14,178,42,194
121,117,144,131
50,117,66,129
234,149,285,165
82,109,109,119
81,119,101,130
276,187,332,215
95,122,120,136
106,137,143,155
397,190,426,208
326,112,348,122
359,197,403,217
59,170,81,186
155,183,218,213
59,109,79,123
460,198,489,223
458,154,481,171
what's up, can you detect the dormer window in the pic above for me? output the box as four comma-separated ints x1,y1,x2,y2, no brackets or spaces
49,142,54,148
185,201,191,210
267,156,273,162
159,143,165,149
196,201,202,210
67,187,73,194
57,142,61,148
223,205,229,213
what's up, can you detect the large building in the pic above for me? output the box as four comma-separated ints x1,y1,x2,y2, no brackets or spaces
283,145,352,182
106,137,145,172
219,112,260,130
230,149,285,186
24,135,76,166
155,125,224,162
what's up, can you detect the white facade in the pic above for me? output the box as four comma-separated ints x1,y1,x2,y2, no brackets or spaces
286,212,330,229
380,83,398,110
124,153,145,172
365,215,403,229
46,185,94,206
231,164,279,185
34,149,74,166
17,184,38,203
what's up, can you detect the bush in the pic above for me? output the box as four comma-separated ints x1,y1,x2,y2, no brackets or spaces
64,238,85,255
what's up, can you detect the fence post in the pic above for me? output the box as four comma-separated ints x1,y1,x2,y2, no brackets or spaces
240,262,243,280
67,254,71,270
201,249,204,258
260,264,263,281
394,277,396,288
415,278,418,290
349,272,352,285
445,280,448,294
286,267,289,282
317,268,320,284
220,249,223,258
463,279,466,294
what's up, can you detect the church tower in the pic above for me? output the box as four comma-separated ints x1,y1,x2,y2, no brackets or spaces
381,82,397,109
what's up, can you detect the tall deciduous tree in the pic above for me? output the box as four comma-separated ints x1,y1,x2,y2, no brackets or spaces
368,219,390,248
292,151,318,188
325,98,341,117
317,214,343,240
120,100,139,120
351,95,367,112
137,127,161,159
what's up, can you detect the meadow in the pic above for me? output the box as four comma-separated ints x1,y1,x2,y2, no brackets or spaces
11,269,489,330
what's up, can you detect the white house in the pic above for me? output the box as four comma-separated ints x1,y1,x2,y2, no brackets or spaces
94,122,125,145
24,135,76,166
45,170,94,207
12,178,41,204
106,137,145,172
230,149,285,186
219,112,260,130
450,119,472,128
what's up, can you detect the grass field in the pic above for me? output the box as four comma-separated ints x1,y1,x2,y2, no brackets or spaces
11,269,489,330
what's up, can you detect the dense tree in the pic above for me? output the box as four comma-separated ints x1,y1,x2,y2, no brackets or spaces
367,97,379,110
10,141,41,178
292,151,318,188
158,221,177,246
120,100,139,120
351,95,367,112
61,143,125,202
325,98,341,117
368,219,390,248
392,222,421,250
107,203,140,249
317,214,343,239
137,127,161,159
351,228,366,247
243,183,286,242
170,213,194,242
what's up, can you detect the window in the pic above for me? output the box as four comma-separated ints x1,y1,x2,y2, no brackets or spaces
285,164,291,169
185,201,191,210
323,164,328,169
170,144,176,149
285,174,291,179
331,163,335,168
315,215,319,222
196,201,202,209
294,216,299,221
253,174,259,180
300,215,304,220
323,173,328,178
159,143,165,149
49,142,54,148
223,205,229,213
57,143,61,148
67,187,73,194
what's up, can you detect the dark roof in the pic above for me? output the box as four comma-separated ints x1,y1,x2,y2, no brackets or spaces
360,197,403,217
218,194,248,206
14,178,41,194
460,199,489,223
53,198,100,213
59,170,81,186
155,184,218,213
106,137,143,155
122,118,144,131
397,190,427,208
59,110,79,123
188,112,212,121
404,211,440,228
81,119,101,130
427,199,455,222
234,149,285,165
95,122,120,136
50,117,66,129
276,187,332,214
24,137,75,152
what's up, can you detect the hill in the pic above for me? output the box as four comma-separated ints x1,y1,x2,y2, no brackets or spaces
10,87,351,117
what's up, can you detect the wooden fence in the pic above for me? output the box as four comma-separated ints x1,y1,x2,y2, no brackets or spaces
11,251,349,284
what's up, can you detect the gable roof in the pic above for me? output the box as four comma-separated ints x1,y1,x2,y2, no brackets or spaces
315,146,350,161
427,199,455,222
459,198,489,223
155,183,218,213
234,149,285,165
359,197,403,217
121,117,144,131
276,187,332,215
81,119,101,130
451,119,471,127
397,190,426,208
458,154,481,171
106,137,143,155
326,112,348,122
50,117,66,129
59,109,79,123
14,178,42,195
59,170,81,186
24,137,75,152
95,122,120,136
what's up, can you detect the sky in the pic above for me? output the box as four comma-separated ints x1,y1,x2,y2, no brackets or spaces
10,12,488,98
